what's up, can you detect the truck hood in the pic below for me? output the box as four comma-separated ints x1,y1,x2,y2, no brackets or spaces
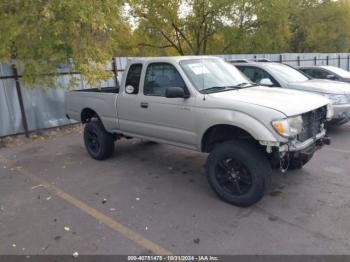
208,86,329,117
287,79,350,94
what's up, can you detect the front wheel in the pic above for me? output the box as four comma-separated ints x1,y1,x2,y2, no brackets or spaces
84,120,115,160
206,140,272,207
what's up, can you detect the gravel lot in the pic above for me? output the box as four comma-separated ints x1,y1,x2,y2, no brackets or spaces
0,123,350,255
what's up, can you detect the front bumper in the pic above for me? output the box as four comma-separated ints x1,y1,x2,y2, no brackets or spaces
278,129,329,152
263,130,330,169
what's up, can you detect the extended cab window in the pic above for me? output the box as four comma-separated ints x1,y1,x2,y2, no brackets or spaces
125,64,142,94
237,66,279,87
144,63,186,97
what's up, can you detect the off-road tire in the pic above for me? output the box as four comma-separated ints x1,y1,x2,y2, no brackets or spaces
206,140,272,207
84,120,114,160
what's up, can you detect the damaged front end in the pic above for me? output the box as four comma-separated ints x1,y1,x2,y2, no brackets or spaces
279,133,331,172
262,105,332,172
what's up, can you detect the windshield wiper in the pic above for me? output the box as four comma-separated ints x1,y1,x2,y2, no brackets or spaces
201,83,257,94
234,82,257,88
201,86,238,94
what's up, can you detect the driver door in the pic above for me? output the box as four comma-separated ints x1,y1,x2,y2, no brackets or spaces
118,62,197,148
139,63,197,147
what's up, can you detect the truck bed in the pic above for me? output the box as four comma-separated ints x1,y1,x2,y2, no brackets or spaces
65,87,119,132
74,87,119,93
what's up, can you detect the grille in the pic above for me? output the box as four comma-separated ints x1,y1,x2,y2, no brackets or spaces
297,106,327,142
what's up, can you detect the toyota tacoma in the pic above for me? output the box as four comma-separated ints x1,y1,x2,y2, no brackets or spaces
66,56,332,207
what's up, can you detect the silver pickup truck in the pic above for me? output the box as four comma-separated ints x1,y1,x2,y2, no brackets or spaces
66,56,332,207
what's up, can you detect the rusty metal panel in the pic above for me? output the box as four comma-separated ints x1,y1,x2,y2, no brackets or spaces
0,63,24,137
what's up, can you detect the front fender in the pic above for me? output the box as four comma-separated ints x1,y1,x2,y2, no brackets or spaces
196,108,286,150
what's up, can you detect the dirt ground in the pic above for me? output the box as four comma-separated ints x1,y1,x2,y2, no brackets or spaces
0,123,350,255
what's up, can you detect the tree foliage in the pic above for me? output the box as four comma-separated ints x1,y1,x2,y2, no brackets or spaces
129,0,234,55
289,0,350,52
0,0,131,87
1,0,350,87
129,0,350,55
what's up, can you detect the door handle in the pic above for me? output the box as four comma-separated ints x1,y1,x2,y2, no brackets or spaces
140,102,149,109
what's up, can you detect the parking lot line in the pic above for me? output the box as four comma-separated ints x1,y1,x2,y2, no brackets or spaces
325,148,350,154
0,155,172,255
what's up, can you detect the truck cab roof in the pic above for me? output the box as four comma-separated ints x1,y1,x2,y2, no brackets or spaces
127,56,222,64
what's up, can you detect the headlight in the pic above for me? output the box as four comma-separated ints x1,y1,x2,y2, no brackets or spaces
326,94,348,105
272,116,303,138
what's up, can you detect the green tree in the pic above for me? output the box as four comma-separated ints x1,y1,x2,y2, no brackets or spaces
2,0,350,84
128,0,297,55
0,0,131,87
290,0,350,52
249,0,292,53
217,0,256,54
128,0,234,55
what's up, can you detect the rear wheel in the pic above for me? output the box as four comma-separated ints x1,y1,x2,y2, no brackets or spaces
206,140,272,207
84,120,114,160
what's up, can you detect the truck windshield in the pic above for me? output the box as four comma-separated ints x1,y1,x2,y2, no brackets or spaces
180,58,252,93
266,64,309,83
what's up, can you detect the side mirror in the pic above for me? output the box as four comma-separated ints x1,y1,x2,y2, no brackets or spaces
125,85,136,94
259,78,274,86
326,74,337,80
165,87,189,98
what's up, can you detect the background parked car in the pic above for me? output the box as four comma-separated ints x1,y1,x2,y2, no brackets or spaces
299,66,350,83
231,62,350,126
